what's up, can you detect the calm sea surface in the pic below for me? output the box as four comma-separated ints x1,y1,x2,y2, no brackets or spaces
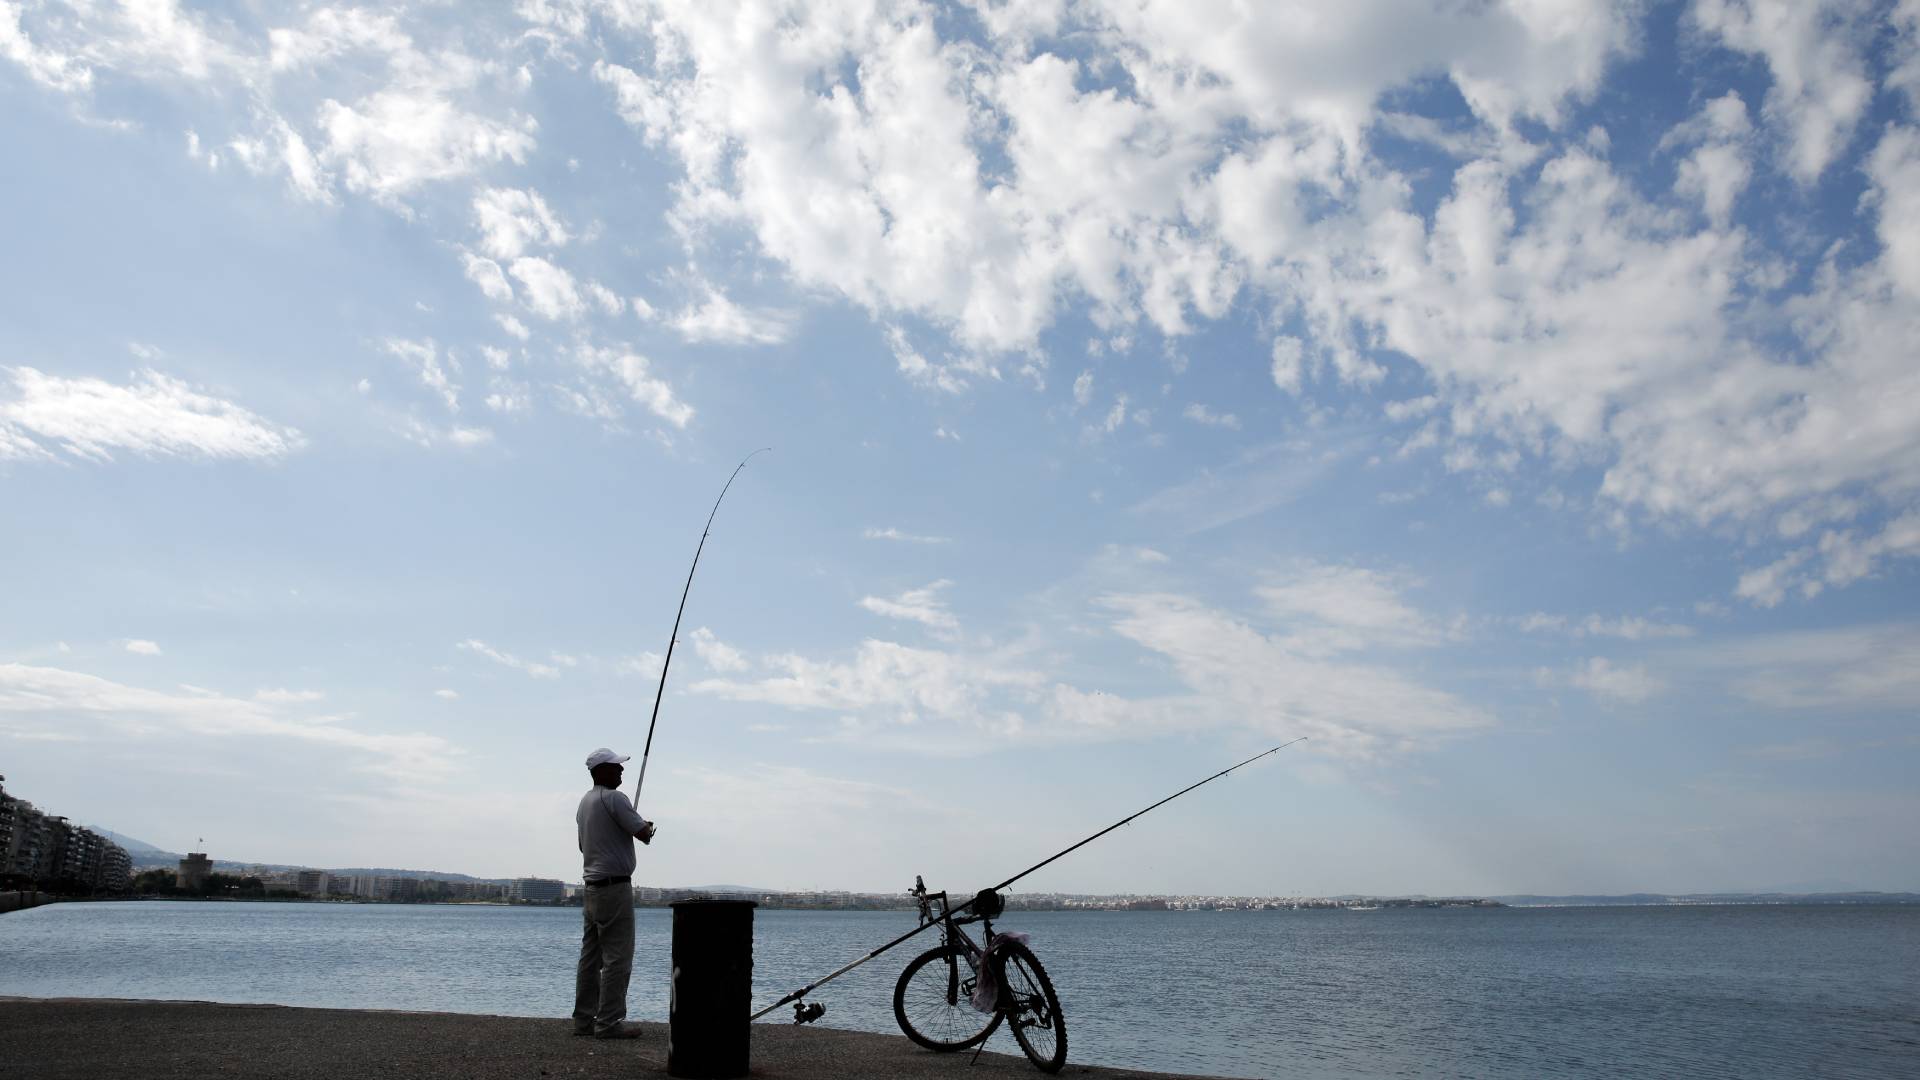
2,901,1916,1078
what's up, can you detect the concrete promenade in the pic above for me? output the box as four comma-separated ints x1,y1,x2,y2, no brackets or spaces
0,891,56,914
0,998,1218,1080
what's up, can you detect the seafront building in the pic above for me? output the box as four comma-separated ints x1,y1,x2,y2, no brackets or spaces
0,778,132,894
509,877,566,903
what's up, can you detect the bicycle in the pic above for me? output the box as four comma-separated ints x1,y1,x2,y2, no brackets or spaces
892,875,1067,1073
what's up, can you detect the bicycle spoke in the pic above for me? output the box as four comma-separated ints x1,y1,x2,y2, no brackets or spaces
893,945,1001,1051
998,941,1066,1073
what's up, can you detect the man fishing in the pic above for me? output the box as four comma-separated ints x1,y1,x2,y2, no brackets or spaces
572,747,657,1039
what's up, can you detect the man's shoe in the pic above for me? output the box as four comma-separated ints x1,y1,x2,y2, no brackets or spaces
593,1022,644,1040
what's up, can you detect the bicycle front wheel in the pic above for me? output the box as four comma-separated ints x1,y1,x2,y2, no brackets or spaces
894,944,1003,1051
998,940,1067,1073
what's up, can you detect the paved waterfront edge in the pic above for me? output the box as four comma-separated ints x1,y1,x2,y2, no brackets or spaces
0,997,1227,1080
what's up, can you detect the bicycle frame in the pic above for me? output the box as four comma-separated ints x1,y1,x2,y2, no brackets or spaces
910,877,994,1009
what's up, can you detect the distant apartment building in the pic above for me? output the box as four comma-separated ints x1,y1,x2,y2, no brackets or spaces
510,877,565,903
441,879,505,901
379,876,422,901
0,779,132,893
97,844,131,892
295,869,329,895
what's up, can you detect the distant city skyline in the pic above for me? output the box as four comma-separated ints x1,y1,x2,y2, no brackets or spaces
3,2,1918,897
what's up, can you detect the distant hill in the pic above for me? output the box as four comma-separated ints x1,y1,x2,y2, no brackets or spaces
91,828,507,883
88,828,172,857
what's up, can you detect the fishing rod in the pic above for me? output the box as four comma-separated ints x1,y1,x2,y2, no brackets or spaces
632,448,770,804
750,736,1307,1022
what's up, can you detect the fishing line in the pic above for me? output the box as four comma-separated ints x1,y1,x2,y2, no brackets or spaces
750,736,1307,1021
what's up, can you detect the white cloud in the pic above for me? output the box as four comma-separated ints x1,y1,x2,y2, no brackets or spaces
887,325,991,393
124,639,161,656
859,580,959,634
694,571,1484,755
0,366,303,463
457,639,560,679
462,253,514,303
473,187,568,260
600,1,1633,356
1515,613,1696,640
690,627,748,673
1664,91,1753,226
576,345,694,428
1182,403,1241,430
383,338,460,412
673,285,792,346
1735,549,1809,608
1,1,92,92
1566,657,1664,704
319,79,537,205
1688,0,1874,183
587,282,625,316
395,418,494,450
1072,370,1093,408
1736,512,1920,606
1100,591,1488,757
484,377,531,413
863,527,951,544
617,651,664,679
691,638,1050,744
1693,622,1920,710
254,688,323,704
1131,438,1347,535
495,313,531,340
570,2,1920,594
1255,561,1440,654
0,663,455,779
268,6,409,72
508,256,585,320
434,688,459,700
1269,336,1304,394
255,117,334,204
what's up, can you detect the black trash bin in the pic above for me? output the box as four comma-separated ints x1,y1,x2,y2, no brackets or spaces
668,898,757,1079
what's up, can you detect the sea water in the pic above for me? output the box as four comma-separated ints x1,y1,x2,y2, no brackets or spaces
2,901,1915,1078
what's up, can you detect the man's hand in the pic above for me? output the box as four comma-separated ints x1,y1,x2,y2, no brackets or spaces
637,820,658,845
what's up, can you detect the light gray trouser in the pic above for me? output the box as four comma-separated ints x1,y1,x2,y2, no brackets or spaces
572,883,636,1033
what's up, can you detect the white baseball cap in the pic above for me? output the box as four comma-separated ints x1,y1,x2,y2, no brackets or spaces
585,747,631,768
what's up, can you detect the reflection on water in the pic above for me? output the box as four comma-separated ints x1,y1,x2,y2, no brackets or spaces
3,901,1916,1078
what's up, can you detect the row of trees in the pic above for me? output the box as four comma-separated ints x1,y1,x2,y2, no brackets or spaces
130,868,301,900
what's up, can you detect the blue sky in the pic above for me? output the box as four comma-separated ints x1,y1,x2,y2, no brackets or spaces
2,0,1917,896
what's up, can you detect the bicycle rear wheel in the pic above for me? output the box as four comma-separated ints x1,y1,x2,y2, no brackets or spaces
894,944,1003,1051
998,940,1067,1073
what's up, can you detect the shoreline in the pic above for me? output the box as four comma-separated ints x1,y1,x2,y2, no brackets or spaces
0,997,1224,1080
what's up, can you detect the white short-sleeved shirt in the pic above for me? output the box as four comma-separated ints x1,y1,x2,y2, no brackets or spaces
577,785,649,882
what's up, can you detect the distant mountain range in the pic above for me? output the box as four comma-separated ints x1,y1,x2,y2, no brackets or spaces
94,829,501,882
94,828,774,889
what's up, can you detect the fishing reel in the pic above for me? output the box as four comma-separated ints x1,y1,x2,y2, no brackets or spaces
973,887,1004,917
792,1001,826,1025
